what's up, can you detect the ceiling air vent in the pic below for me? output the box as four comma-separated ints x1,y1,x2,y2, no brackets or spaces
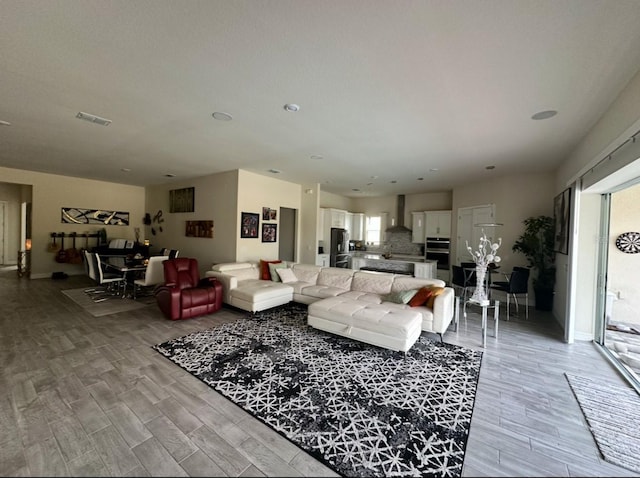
76,111,112,126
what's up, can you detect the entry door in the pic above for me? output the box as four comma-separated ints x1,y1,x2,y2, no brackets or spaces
456,204,496,265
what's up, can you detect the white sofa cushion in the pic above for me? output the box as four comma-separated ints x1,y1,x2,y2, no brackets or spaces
230,279,293,302
317,268,354,289
390,276,445,293
301,284,350,299
291,264,322,284
308,296,422,340
337,290,382,304
351,271,395,295
212,262,256,272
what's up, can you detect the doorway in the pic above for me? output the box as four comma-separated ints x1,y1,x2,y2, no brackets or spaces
279,207,297,262
597,182,640,386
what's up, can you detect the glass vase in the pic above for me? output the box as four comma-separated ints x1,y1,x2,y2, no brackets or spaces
471,264,488,302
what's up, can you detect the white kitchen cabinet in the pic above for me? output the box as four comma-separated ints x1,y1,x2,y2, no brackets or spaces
351,213,364,241
351,256,366,271
327,208,347,228
414,261,435,279
411,211,426,243
345,212,353,239
425,211,451,238
315,253,330,267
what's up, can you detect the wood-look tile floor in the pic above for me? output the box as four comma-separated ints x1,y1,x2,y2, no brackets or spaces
0,270,637,477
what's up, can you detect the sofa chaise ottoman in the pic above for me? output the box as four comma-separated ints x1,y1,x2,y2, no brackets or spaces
307,296,423,352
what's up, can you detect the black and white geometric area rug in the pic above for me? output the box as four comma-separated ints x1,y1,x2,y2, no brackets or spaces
153,303,483,477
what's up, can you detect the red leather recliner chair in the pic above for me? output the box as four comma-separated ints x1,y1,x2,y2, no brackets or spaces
154,258,222,320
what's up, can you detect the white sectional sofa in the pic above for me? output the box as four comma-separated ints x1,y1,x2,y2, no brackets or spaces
205,262,458,352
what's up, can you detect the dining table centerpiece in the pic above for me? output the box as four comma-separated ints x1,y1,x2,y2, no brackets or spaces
466,232,502,302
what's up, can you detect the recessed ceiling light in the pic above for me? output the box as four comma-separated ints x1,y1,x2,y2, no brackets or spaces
164,173,176,178
370,176,378,179
284,104,300,112
310,155,323,160
0,120,11,126
390,180,397,183
531,110,557,120
212,111,233,121
485,165,496,170
121,168,131,172
268,169,281,174
76,111,111,126
366,182,373,186
417,177,424,181
429,168,439,172
352,188,360,192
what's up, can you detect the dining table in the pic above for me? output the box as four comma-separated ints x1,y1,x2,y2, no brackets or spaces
102,256,148,298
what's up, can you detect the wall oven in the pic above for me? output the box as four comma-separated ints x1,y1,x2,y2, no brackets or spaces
425,237,450,270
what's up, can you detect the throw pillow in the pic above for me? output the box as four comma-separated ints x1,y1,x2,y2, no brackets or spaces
425,286,445,308
268,262,287,282
408,286,434,307
259,259,281,280
276,268,297,283
382,289,418,304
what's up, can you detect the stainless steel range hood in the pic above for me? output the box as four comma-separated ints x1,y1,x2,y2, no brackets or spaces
385,194,412,233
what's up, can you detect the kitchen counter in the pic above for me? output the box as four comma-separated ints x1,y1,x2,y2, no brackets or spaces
350,254,437,279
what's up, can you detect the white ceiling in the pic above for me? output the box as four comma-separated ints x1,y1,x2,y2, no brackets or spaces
2,0,640,197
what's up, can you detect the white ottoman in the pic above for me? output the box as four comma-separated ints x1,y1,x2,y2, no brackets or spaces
229,280,293,312
307,296,423,352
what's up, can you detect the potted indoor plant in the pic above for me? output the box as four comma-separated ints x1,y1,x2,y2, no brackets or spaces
512,215,555,310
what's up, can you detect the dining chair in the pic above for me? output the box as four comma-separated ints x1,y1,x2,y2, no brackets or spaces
92,253,125,299
133,255,168,299
490,266,530,319
451,265,475,302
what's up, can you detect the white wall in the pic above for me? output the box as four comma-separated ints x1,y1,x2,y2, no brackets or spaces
452,172,555,276
556,68,640,341
300,183,320,265
145,170,239,273
0,166,146,279
236,170,302,263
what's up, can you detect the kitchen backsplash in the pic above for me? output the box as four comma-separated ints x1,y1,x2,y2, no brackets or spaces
367,231,423,256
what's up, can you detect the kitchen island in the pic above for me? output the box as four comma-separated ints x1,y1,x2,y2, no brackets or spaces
350,253,437,279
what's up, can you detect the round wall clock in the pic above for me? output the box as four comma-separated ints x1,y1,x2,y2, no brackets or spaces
615,232,640,254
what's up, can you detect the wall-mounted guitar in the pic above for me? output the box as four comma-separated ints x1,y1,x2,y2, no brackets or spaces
47,232,61,253
66,232,83,264
55,233,68,263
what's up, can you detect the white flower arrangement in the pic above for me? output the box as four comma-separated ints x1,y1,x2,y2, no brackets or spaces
466,232,502,267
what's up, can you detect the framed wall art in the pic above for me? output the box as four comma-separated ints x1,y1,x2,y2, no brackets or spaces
262,223,277,243
262,207,277,220
185,220,214,238
61,207,129,226
169,187,195,213
553,187,571,255
241,212,259,238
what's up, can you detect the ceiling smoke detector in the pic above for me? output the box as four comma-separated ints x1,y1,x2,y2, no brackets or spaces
284,104,300,112
76,111,112,126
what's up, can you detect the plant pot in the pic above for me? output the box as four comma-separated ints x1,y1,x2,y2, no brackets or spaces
534,286,554,311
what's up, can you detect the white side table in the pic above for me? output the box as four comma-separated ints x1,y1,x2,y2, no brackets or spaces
463,298,499,347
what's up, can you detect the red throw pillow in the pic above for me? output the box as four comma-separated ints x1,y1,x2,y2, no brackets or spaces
408,286,433,307
260,259,282,280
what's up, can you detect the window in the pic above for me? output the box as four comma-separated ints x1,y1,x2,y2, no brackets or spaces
365,215,382,245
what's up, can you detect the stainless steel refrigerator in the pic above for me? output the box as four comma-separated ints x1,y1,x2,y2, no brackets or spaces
330,228,350,268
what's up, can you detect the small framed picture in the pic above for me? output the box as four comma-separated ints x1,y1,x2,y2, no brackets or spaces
241,212,259,238
262,207,271,220
262,223,277,243
553,188,571,254
269,208,277,220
